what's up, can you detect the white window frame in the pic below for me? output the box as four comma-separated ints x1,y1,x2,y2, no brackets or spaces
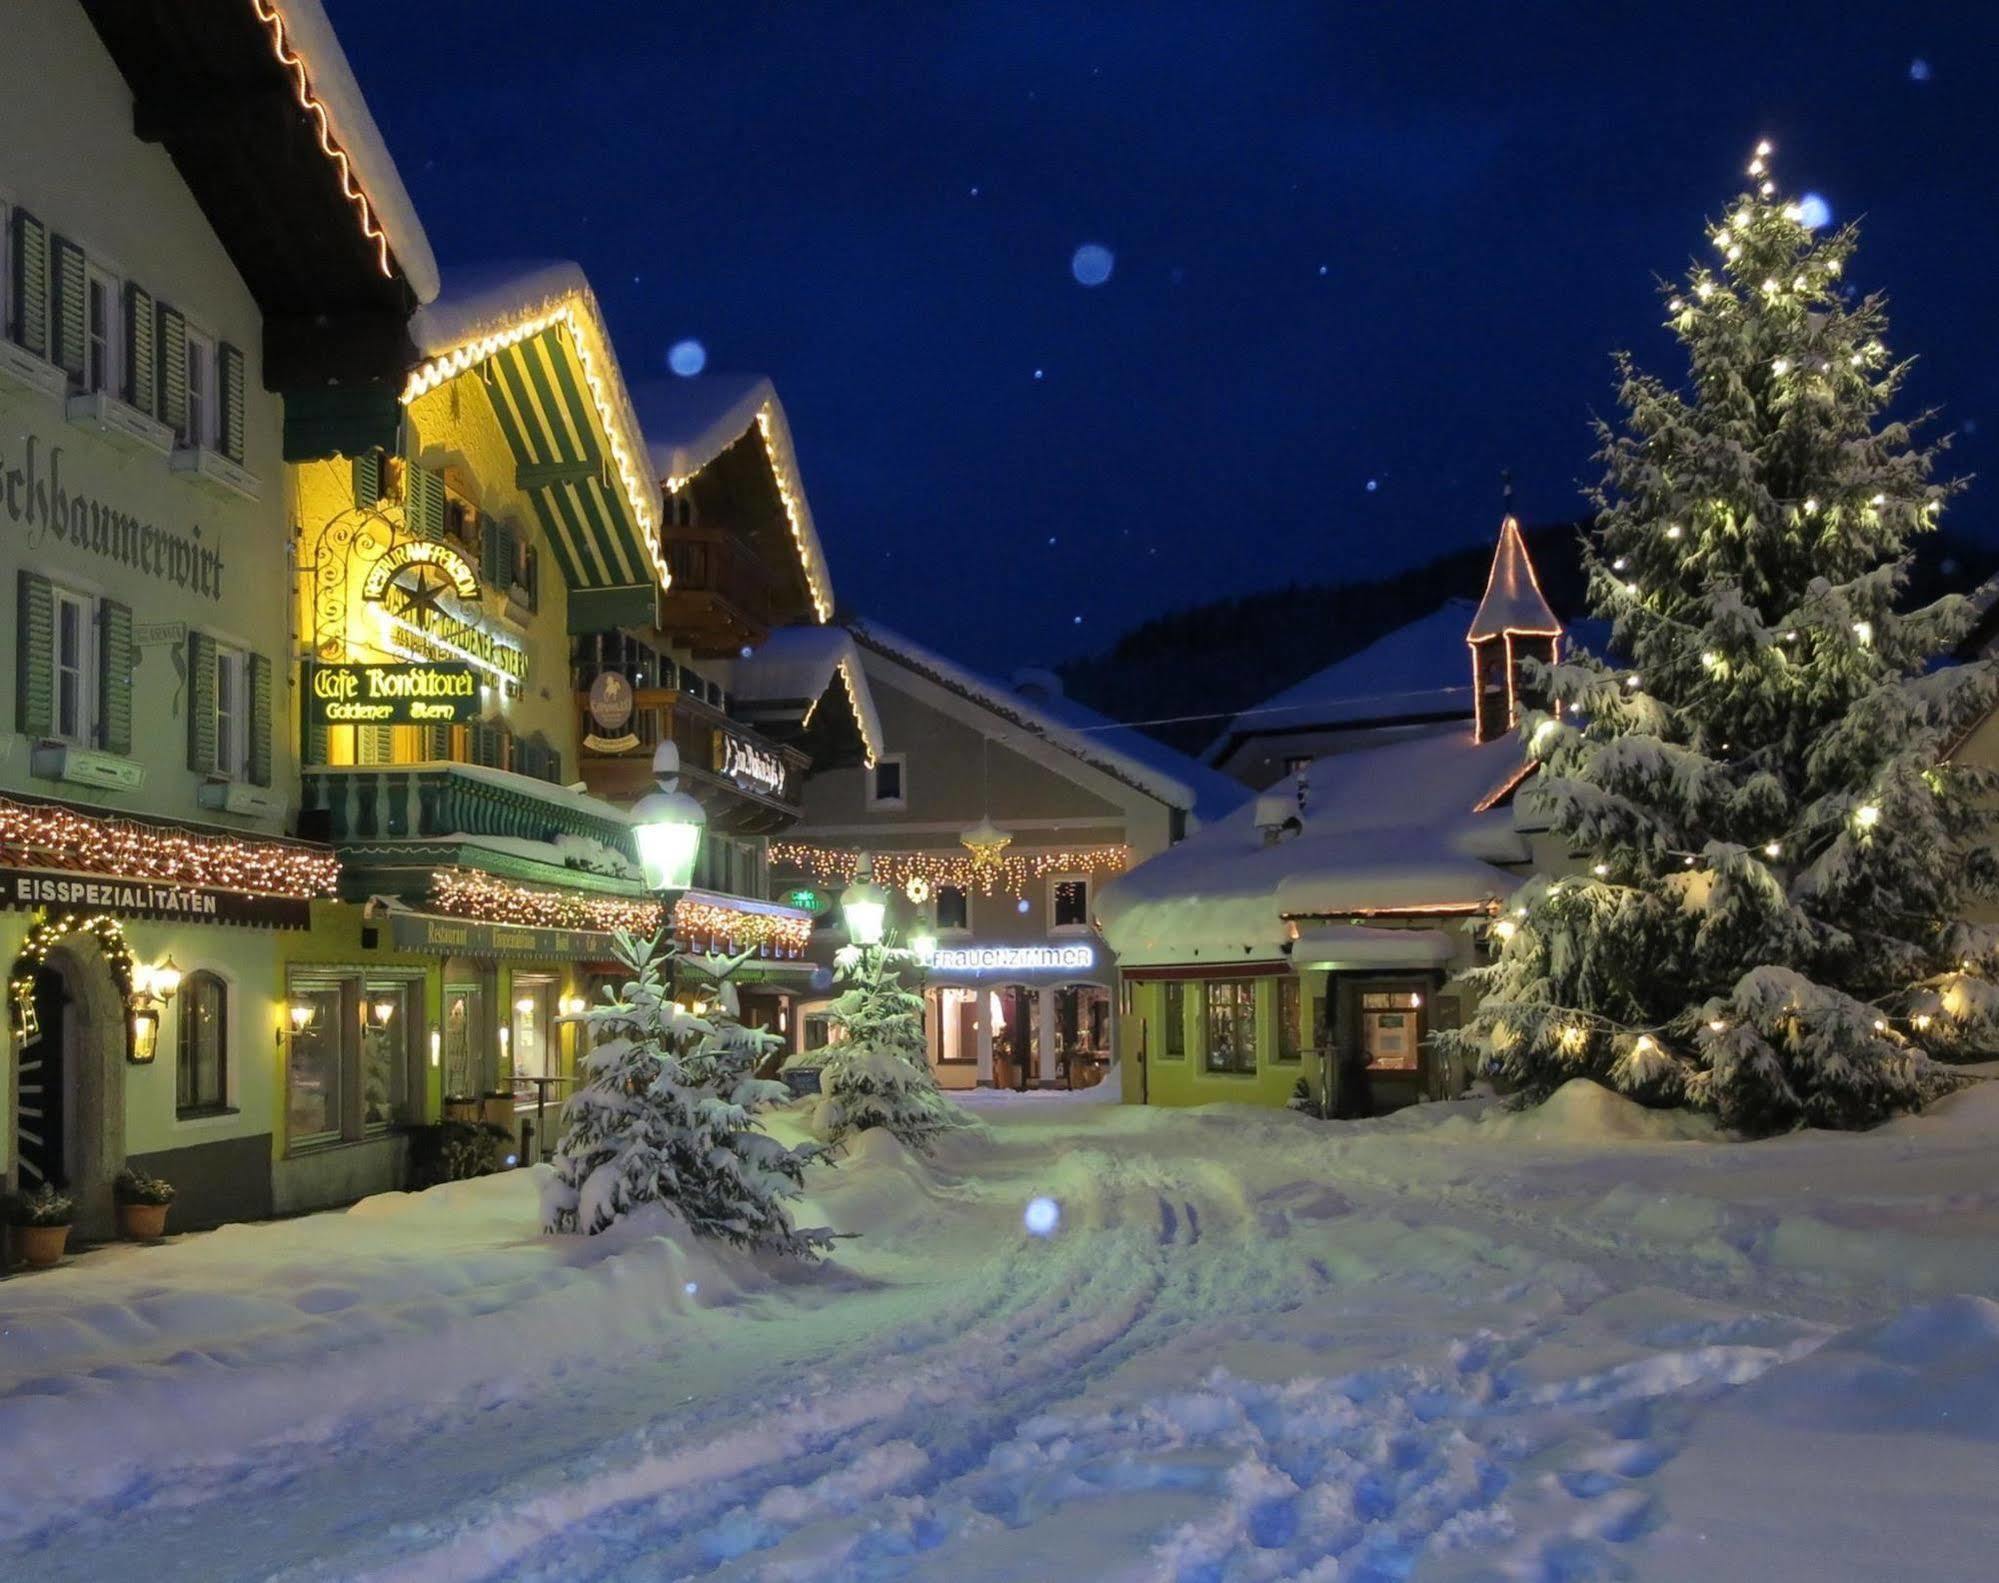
183,323,218,449
214,643,250,780
867,752,908,811
934,883,972,936
52,585,97,747
1047,872,1092,935
84,261,119,396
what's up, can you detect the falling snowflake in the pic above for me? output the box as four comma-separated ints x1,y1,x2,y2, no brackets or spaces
668,339,707,377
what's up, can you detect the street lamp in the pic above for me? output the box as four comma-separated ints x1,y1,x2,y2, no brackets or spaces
842,855,889,948
632,741,707,893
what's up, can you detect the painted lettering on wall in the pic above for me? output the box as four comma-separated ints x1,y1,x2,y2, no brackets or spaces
306,662,480,724
0,430,225,598
362,538,528,685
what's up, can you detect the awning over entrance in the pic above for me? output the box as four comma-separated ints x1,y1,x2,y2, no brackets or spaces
1288,924,1455,971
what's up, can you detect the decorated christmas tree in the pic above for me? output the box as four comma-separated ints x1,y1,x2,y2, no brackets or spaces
543,932,829,1255
819,939,963,1152
1445,143,1999,1135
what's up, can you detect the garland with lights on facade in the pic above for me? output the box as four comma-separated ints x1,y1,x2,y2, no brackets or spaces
673,896,813,958
427,871,814,957
0,796,339,898
10,914,136,1032
429,869,666,935
768,841,1132,899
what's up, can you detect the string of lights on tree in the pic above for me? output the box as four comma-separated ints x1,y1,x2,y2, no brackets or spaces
0,797,339,898
428,869,813,956
769,841,1132,898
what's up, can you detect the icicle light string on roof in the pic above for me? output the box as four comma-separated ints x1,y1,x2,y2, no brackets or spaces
770,841,1132,899
400,295,664,589
428,870,813,955
0,797,337,898
249,0,394,278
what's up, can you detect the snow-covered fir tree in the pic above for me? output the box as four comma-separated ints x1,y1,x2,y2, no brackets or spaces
543,932,828,1254
679,951,832,1258
819,938,964,1152
1444,144,1999,1135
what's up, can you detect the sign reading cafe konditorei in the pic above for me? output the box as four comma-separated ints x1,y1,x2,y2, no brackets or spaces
307,661,481,724
0,428,226,598
0,866,311,929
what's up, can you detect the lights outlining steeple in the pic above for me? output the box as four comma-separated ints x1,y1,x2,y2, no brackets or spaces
1466,501,1563,744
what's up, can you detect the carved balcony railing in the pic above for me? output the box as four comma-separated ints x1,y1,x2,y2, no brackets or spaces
298,761,637,862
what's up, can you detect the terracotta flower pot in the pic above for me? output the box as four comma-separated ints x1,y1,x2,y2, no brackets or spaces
118,1202,170,1241
482,1094,516,1130
16,1223,71,1268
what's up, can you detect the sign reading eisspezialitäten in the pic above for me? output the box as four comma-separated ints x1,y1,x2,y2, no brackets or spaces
0,867,312,928
306,662,480,725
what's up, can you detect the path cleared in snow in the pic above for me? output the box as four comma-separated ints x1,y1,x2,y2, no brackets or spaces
4,1079,1999,1580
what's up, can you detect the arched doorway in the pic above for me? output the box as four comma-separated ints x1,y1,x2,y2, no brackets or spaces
9,916,133,1231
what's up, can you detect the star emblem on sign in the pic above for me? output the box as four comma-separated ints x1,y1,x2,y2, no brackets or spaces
394,566,452,624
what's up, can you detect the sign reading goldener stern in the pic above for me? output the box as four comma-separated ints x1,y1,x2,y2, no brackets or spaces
307,662,481,725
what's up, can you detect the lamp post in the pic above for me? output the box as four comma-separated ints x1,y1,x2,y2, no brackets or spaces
841,855,890,950
631,740,707,998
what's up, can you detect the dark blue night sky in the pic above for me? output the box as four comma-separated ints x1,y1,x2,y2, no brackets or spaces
338,2,1999,672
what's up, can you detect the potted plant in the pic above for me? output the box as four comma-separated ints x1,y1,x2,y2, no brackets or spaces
113,1167,176,1240
7,1184,75,1268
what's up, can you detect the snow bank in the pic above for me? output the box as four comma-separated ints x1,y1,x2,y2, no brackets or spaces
1459,1077,1720,1145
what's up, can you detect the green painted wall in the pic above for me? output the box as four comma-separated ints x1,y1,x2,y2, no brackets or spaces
1124,976,1315,1109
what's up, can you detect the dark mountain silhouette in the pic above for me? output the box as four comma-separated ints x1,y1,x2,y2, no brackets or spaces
1060,521,1999,758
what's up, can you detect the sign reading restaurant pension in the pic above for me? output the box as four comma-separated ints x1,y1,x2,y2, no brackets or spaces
307,662,480,724
0,866,311,928
930,943,1097,974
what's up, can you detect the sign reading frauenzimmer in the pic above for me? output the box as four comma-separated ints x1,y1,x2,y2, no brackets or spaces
307,662,480,724
0,867,311,928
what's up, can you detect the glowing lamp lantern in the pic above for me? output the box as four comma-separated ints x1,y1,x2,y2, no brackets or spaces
842,857,891,948
632,742,707,892
909,926,939,965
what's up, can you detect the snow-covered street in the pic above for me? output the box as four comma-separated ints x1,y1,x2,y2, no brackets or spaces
5,1083,1999,1581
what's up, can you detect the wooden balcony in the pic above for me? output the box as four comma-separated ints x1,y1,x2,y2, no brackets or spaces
657,524,779,656
577,687,808,833
299,762,638,862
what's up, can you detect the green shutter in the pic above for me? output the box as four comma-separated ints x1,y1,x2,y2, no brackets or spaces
300,661,329,766
422,722,451,761
407,463,445,540
123,283,156,415
499,522,518,592
218,341,246,462
186,630,217,774
97,599,133,755
352,449,382,508
482,512,503,587
9,210,49,358
49,235,85,383
248,651,274,786
15,572,55,738
156,302,187,436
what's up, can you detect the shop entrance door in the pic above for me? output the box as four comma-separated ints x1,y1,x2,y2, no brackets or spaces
16,967,70,1188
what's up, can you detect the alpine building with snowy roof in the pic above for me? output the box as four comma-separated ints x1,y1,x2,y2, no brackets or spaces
772,620,1246,1093
1,0,437,1234
1097,514,1577,1114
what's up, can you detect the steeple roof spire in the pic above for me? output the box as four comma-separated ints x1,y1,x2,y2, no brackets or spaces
1466,514,1561,643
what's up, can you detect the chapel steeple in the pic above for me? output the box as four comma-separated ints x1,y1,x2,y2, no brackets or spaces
1466,504,1562,743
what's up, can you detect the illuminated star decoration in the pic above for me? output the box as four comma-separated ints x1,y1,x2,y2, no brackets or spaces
959,815,1014,876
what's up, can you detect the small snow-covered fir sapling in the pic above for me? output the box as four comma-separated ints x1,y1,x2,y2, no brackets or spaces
1441,143,1999,1135
542,932,829,1256
819,937,965,1152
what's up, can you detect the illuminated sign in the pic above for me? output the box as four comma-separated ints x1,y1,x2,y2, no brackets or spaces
363,538,528,686
784,887,826,915
714,730,787,797
307,662,480,725
361,541,481,602
929,943,1096,974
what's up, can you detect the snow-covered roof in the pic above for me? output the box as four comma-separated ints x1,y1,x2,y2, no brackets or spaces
726,625,886,765
1467,515,1562,642
404,263,661,579
631,375,836,623
849,621,1223,818
1207,601,1479,761
261,1,439,304
1097,730,1532,966
1018,681,1250,824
